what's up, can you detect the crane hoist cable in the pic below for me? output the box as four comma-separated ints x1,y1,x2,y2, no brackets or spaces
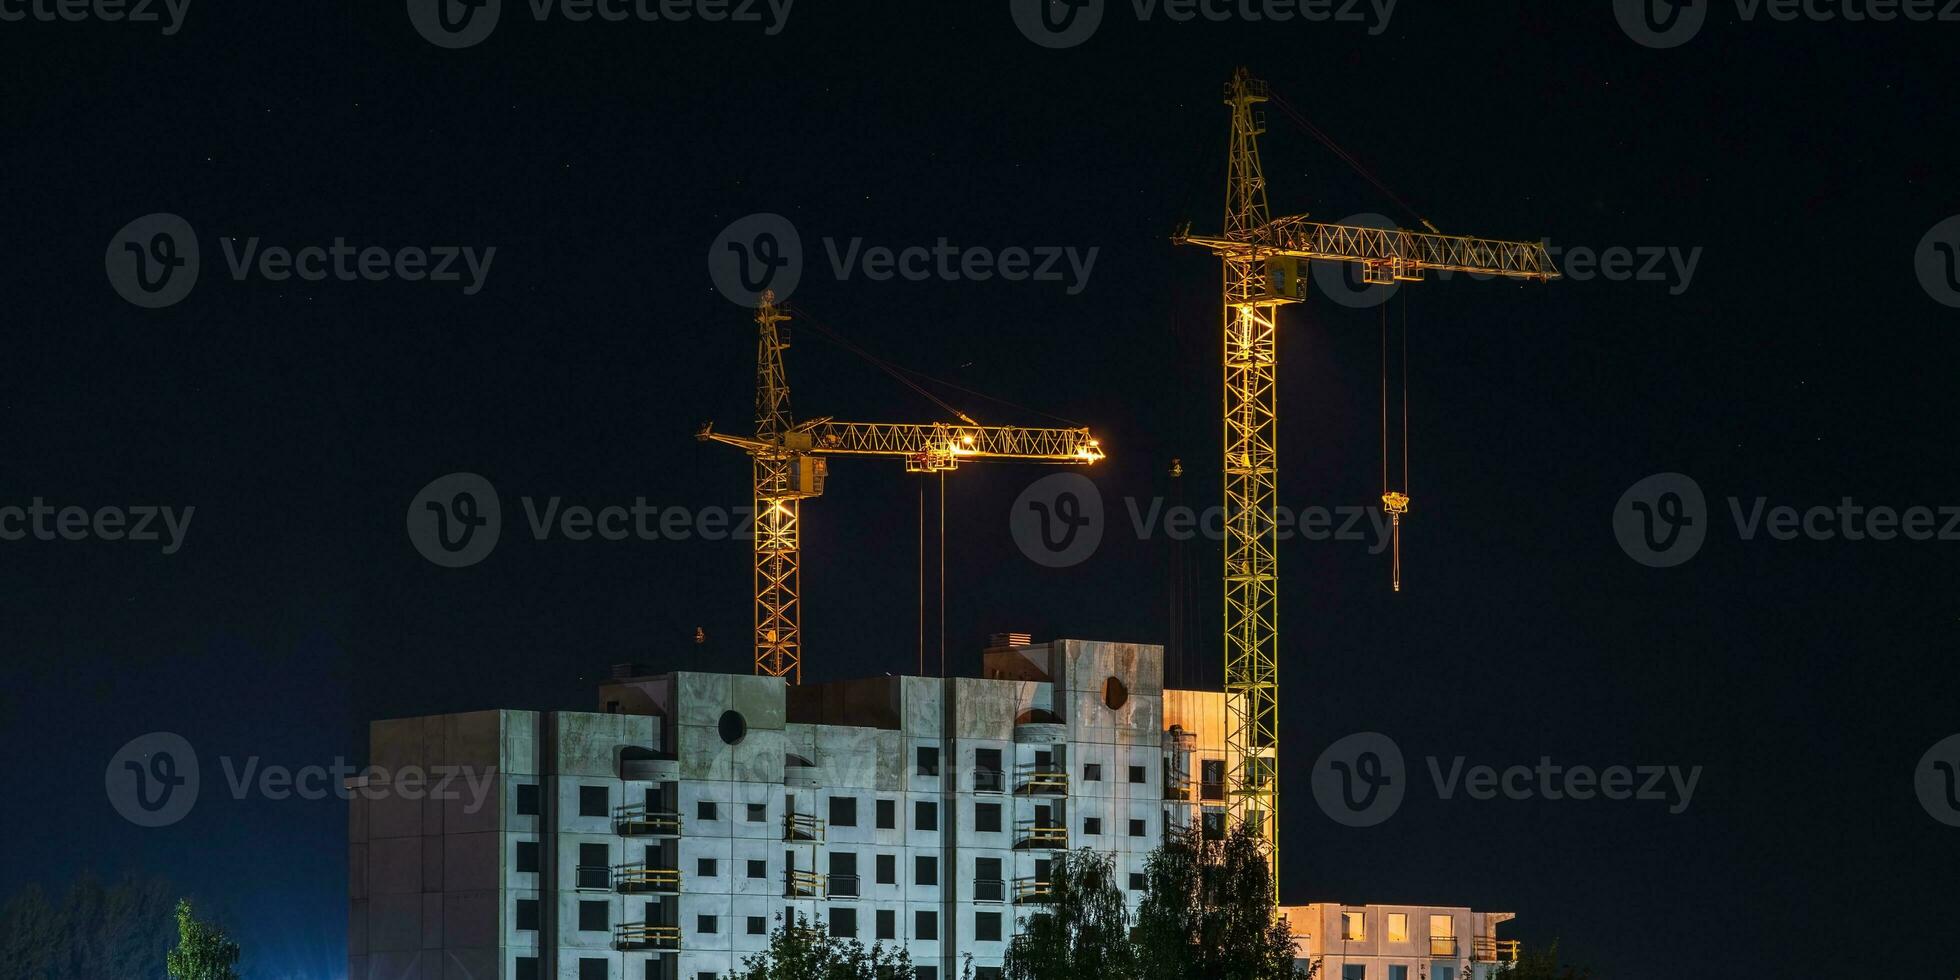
796,304,1087,428
1381,290,1411,593
1268,90,1442,236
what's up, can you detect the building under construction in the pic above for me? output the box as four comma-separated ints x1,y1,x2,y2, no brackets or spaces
345,638,1517,980
345,65,1550,980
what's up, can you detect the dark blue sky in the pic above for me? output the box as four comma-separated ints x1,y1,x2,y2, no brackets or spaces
3,2,1957,976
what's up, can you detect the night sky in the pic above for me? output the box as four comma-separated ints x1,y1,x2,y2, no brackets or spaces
3,2,1957,976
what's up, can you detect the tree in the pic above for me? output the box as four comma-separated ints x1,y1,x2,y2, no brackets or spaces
165,899,240,980
1498,941,1590,980
1002,848,1139,980
1133,825,1309,980
0,872,175,980
737,912,913,980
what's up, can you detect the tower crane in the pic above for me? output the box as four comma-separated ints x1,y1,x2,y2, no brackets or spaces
1174,69,1559,894
698,292,1104,684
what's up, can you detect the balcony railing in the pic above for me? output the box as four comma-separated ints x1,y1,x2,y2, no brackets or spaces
1017,823,1068,849
1472,937,1520,962
574,864,611,890
973,878,1006,902
1013,877,1055,903
615,865,681,894
615,804,683,837
783,812,825,842
615,923,681,951
1017,766,1068,795
828,874,861,898
785,869,826,899
1429,937,1458,957
974,769,1007,794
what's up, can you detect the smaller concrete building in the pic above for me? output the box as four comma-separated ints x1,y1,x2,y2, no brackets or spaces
1284,904,1519,980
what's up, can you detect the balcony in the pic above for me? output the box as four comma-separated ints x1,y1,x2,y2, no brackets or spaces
783,811,825,842
615,923,680,951
574,864,611,890
1017,766,1068,795
1016,823,1068,849
615,865,681,895
972,878,1006,903
784,755,822,789
619,749,678,783
973,769,1007,794
1012,877,1055,904
828,874,861,898
615,804,683,837
1429,937,1458,958
1472,938,1520,962
785,869,826,899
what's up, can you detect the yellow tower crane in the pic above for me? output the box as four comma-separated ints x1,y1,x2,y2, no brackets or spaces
1174,69,1559,894
698,292,1104,684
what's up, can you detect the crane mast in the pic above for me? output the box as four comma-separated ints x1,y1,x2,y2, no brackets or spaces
1219,71,1283,880
702,293,1103,685
1180,69,1559,896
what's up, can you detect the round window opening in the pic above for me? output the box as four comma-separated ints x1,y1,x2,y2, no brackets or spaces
718,709,748,745
1103,677,1129,710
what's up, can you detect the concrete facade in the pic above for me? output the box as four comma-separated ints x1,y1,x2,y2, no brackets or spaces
1283,904,1519,980
347,638,1517,980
